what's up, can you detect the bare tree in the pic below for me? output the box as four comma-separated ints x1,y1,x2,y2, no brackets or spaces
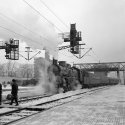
5,60,13,77
0,63,5,76
0,61,34,78
15,63,34,78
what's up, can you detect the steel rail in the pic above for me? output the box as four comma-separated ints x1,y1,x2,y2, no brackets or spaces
0,86,110,125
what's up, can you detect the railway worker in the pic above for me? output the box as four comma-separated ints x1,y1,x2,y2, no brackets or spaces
10,79,19,106
0,82,2,105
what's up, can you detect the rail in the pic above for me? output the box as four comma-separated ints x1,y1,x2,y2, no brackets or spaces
0,86,110,125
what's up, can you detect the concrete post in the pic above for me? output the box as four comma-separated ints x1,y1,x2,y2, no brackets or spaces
117,70,120,84
123,71,125,85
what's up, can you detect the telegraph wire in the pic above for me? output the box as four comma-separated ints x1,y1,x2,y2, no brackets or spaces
0,25,43,46
0,12,51,43
85,44,100,62
22,0,63,33
39,0,69,29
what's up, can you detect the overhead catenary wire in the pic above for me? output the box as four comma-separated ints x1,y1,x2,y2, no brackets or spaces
39,0,69,29
22,0,64,33
85,44,100,62
33,0,100,62
0,12,52,43
0,25,43,46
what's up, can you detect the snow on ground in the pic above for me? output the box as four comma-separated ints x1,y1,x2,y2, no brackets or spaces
2,86,37,101
2,85,34,91
11,85,125,125
0,107,17,114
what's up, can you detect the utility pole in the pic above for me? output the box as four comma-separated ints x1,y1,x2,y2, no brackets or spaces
19,47,41,61
19,47,41,80
25,47,32,80
25,47,32,61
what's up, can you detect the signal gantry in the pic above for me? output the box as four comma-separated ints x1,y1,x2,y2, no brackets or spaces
59,23,92,59
0,38,19,60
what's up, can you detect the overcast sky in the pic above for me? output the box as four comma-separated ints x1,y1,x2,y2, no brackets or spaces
0,0,125,64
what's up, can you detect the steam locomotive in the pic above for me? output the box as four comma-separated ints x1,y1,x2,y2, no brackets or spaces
48,60,119,93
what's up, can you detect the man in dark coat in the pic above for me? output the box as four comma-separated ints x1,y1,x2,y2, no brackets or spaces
10,79,19,106
0,83,2,105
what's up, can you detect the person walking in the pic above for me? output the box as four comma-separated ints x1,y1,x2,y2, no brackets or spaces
0,83,2,105
10,79,19,106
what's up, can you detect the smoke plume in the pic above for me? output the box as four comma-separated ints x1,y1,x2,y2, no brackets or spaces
0,0,59,58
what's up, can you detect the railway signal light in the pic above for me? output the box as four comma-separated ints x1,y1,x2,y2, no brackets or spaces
5,44,11,54
9,38,14,44
4,39,19,60
70,24,77,47
70,47,74,53
5,54,9,59
69,24,82,54
58,23,83,56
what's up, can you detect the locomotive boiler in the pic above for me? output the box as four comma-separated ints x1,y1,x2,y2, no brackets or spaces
48,59,119,93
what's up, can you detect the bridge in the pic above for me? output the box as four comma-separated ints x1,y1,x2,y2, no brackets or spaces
73,62,125,84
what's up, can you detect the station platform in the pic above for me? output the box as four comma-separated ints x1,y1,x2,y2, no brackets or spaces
11,85,125,125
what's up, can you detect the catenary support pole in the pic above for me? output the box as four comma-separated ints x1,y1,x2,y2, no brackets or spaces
117,70,120,84
123,70,125,85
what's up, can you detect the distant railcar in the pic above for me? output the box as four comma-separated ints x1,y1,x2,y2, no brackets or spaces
80,70,119,88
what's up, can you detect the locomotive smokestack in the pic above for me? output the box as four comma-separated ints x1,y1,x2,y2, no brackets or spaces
58,61,66,67
53,58,58,65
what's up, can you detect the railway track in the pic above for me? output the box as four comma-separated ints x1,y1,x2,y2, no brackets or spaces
0,86,110,125
3,94,52,104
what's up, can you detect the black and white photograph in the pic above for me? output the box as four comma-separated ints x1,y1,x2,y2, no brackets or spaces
0,0,125,124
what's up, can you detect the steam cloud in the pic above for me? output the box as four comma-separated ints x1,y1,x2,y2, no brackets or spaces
33,59,58,95
0,0,59,58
